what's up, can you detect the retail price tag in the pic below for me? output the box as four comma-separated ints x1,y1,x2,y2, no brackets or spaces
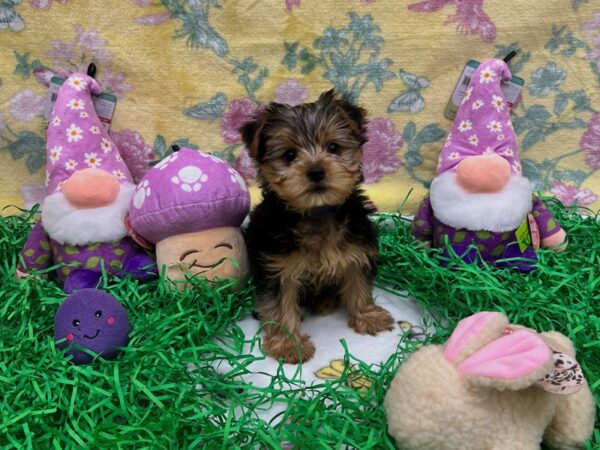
515,216,532,253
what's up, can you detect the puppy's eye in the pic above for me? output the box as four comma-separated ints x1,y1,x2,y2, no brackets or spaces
327,143,339,153
95,310,102,318
283,149,297,162
72,319,80,327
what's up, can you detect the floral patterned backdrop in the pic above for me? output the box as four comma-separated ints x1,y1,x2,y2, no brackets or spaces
1,0,599,213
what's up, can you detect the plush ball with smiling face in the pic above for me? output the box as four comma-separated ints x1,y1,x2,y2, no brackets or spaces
128,148,250,288
54,289,130,364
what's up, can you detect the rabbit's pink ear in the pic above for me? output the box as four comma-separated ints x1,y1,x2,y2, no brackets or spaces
444,312,508,365
457,330,552,390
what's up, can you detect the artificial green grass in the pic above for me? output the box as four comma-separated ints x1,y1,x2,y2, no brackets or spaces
0,199,598,449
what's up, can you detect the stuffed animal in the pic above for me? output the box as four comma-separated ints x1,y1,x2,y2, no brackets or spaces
54,288,130,364
16,72,156,293
384,311,596,450
411,58,566,272
126,147,250,287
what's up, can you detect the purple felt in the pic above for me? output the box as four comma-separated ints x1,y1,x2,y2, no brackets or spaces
122,253,157,281
129,148,250,244
54,288,130,364
63,269,102,294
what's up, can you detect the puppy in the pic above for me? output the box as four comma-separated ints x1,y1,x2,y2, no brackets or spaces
240,90,394,364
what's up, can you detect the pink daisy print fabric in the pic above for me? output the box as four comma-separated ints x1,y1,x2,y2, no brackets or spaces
45,72,132,195
437,59,521,176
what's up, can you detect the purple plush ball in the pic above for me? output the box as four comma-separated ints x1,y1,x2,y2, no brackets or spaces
54,289,130,364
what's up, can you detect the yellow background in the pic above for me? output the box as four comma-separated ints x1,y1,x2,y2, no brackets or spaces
1,0,599,213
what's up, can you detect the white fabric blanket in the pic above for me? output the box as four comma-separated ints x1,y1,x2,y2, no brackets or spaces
210,287,431,424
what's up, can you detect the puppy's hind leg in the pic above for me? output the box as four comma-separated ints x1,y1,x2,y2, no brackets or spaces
341,266,394,335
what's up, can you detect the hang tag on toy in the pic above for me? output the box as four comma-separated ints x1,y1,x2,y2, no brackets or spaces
44,76,117,130
124,214,154,250
536,350,585,395
515,217,532,253
527,213,540,250
444,60,524,120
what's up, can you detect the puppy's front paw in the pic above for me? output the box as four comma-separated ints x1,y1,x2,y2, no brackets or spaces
348,305,394,335
263,333,315,364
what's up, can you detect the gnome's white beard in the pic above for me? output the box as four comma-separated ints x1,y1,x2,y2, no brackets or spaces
430,172,533,233
41,183,135,246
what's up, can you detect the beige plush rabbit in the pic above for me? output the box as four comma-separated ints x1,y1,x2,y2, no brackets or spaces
384,312,596,450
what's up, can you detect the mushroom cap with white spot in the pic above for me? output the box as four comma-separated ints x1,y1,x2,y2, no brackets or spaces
128,148,250,244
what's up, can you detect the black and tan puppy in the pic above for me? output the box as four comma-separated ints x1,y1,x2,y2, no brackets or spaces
241,90,394,364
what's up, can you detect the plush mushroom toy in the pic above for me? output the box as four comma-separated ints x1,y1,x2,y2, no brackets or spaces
127,148,250,287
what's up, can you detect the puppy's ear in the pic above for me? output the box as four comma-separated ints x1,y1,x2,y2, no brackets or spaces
337,97,367,134
317,89,337,106
240,113,268,161
318,89,367,140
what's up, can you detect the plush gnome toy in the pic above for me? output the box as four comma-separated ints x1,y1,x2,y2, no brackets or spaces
127,148,250,288
17,72,156,293
412,58,567,271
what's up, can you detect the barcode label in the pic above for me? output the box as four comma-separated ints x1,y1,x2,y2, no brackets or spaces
450,64,477,108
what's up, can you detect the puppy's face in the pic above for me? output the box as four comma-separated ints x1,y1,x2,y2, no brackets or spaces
241,90,366,211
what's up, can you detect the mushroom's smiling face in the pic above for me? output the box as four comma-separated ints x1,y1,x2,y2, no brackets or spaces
54,289,130,364
156,227,249,287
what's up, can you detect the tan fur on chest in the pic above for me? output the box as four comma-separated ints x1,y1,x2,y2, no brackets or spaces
263,218,375,287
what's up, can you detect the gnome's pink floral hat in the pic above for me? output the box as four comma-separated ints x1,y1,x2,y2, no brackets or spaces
128,148,250,245
46,72,132,195
438,59,521,176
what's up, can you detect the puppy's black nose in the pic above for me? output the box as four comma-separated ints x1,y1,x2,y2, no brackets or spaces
306,166,325,182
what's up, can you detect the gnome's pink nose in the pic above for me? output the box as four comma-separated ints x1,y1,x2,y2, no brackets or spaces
62,168,120,209
456,154,511,194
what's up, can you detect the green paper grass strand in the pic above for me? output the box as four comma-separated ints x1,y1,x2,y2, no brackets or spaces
0,200,598,448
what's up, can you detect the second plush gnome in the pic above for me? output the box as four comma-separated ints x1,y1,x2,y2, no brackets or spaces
17,72,156,292
412,58,567,271
127,148,250,288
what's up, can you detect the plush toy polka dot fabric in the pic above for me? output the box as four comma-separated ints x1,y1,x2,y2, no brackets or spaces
45,72,133,194
129,148,250,245
438,59,521,176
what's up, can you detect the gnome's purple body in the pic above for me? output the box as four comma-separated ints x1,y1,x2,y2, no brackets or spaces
20,223,150,290
412,195,562,271
18,72,154,292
